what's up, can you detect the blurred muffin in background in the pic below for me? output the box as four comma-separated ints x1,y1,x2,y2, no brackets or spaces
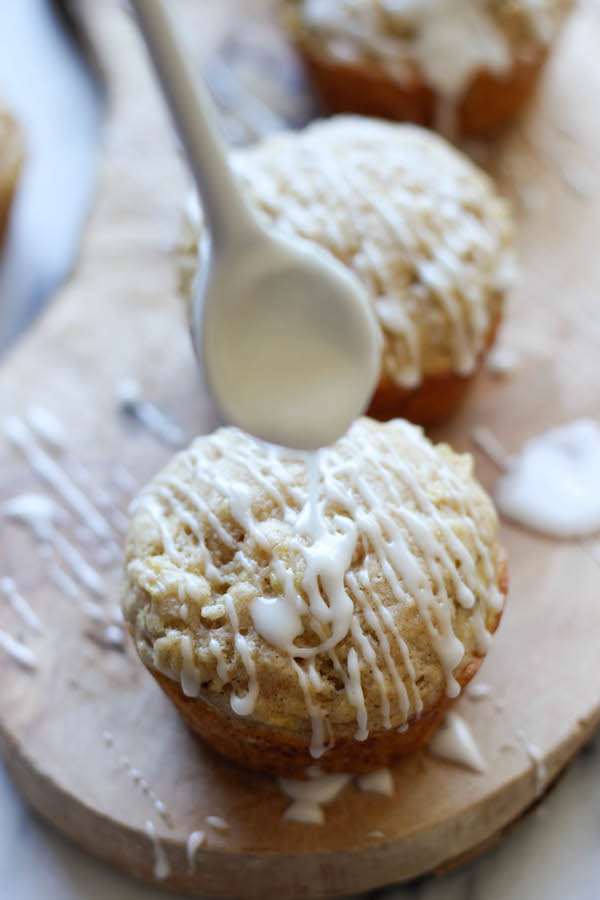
283,0,573,137
178,116,515,425
0,104,24,247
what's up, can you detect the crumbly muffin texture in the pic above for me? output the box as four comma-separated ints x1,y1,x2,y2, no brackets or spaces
179,117,514,390
286,0,573,86
122,418,505,747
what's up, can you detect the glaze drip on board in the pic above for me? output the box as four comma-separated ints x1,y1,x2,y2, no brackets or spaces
186,830,205,873
4,491,106,598
206,815,230,832
4,417,112,541
279,766,395,823
26,405,67,451
0,629,37,669
356,768,395,796
126,420,503,757
486,345,518,377
279,771,353,824
0,576,41,633
516,728,546,796
117,379,186,447
145,820,171,880
1,411,140,664
428,712,486,773
495,420,600,538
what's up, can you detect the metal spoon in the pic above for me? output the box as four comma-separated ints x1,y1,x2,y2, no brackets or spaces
130,0,380,450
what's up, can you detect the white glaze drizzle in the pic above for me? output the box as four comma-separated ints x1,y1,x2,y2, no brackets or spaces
209,636,229,683
206,815,230,832
95,541,122,569
559,163,591,199
0,577,41,633
297,450,324,539
26,405,66,451
356,768,394,796
428,712,486,773
47,560,80,601
279,766,395,823
292,660,330,758
66,458,114,511
111,604,125,625
495,420,600,538
186,830,205,874
134,423,501,754
0,629,37,670
145,820,171,880
87,624,126,651
180,633,201,697
83,600,105,622
107,509,130,535
3,492,66,539
279,772,352,824
3,493,106,597
486,345,518,376
466,682,491,700
111,752,171,824
224,592,258,716
117,379,186,447
50,530,105,597
516,728,546,796
23,408,133,544
4,418,112,541
75,525,95,545
110,463,139,495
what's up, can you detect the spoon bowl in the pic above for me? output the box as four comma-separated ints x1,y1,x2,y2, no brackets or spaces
196,231,381,450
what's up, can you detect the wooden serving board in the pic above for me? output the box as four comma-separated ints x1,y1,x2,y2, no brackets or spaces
1,1,600,897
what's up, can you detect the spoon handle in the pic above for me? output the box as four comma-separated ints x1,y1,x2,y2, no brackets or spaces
130,0,255,248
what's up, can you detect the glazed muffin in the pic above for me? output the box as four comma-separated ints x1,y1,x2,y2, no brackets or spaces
0,105,24,247
178,117,515,425
284,0,573,137
122,418,508,776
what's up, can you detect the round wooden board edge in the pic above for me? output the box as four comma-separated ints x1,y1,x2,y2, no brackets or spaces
1,706,598,900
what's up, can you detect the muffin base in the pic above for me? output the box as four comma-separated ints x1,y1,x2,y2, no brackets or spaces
147,552,508,777
296,45,548,137
0,111,24,247
368,314,501,425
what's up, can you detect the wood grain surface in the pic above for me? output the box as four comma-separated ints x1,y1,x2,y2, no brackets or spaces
1,1,600,898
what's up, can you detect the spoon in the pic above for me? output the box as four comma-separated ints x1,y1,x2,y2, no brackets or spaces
130,0,381,450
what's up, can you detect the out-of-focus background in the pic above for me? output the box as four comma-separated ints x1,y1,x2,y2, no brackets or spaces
0,0,101,352
1,3,600,900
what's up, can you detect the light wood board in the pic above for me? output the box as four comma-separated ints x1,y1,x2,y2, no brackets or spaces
1,1,600,897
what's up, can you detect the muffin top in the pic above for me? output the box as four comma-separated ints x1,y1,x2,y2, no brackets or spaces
122,418,505,754
286,0,572,94
179,116,514,390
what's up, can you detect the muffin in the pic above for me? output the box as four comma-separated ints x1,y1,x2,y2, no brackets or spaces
122,418,508,776
178,116,515,425
284,0,572,137
0,105,24,246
